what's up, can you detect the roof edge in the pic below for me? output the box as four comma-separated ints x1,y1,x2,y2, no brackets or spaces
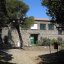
34,18,49,21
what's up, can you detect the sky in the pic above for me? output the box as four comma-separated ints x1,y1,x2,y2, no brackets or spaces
23,0,50,18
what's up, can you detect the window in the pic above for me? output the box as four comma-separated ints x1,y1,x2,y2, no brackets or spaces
30,24,38,29
48,24,54,30
40,24,46,30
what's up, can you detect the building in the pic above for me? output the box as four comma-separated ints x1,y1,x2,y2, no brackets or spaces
2,18,64,47
20,18,64,46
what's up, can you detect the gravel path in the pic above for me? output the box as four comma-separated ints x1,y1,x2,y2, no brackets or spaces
7,46,58,64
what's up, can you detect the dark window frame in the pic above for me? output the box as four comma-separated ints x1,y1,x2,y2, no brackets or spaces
40,24,46,30
48,24,54,30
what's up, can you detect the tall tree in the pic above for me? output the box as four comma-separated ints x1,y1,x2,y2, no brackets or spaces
0,0,7,28
41,0,64,27
0,0,8,48
5,0,34,48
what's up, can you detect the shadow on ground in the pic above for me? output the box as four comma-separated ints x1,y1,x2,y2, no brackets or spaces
38,50,64,64
0,29,16,64
0,50,16,64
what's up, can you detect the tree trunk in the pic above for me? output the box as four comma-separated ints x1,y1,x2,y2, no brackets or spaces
0,28,3,49
16,25,23,48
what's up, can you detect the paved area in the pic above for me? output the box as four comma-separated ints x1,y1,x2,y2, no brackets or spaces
7,46,60,64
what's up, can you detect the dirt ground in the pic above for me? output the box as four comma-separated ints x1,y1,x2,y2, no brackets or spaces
8,46,60,64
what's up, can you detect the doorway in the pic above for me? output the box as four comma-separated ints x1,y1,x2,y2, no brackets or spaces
30,34,38,45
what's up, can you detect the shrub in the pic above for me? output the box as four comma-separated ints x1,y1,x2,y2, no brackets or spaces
37,38,51,46
51,38,58,45
37,37,62,46
42,38,51,46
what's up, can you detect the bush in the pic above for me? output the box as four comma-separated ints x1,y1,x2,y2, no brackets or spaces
51,38,58,45
37,37,63,46
37,38,51,46
42,38,51,46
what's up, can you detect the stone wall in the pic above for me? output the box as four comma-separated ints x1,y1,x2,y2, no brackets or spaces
20,29,64,46
1,20,64,47
20,20,64,46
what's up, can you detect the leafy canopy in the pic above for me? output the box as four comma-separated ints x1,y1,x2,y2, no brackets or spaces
0,0,7,27
6,0,34,28
41,0,64,26
6,0,29,20
21,16,34,29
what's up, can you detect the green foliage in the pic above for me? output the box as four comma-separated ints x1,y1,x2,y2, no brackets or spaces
37,38,51,46
42,38,51,46
6,0,34,28
51,38,58,45
0,0,7,27
6,0,29,20
0,0,34,27
41,0,64,26
37,37,62,46
21,16,34,29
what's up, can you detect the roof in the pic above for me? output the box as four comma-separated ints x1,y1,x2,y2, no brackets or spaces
34,18,49,21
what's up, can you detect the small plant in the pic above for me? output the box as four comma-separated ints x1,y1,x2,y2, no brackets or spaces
51,38,58,45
